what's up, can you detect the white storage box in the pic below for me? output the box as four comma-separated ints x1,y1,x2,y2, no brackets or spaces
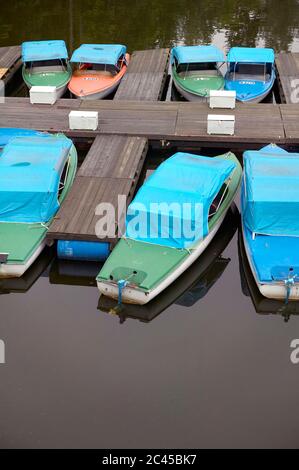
207,114,235,135
30,86,57,105
69,111,99,131
209,90,236,109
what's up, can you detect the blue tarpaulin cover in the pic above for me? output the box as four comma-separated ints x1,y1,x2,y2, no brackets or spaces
71,44,126,65
242,144,299,237
227,47,275,63
0,134,72,223
126,152,236,249
22,40,68,62
172,45,225,65
0,128,43,149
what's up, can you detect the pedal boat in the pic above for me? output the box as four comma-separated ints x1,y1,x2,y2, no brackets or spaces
225,47,275,103
241,144,299,301
171,45,225,101
97,151,242,305
22,40,72,99
0,133,77,278
98,204,239,322
68,44,129,100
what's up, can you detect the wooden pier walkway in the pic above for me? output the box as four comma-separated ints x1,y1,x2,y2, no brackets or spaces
0,97,292,144
47,135,148,242
0,46,21,85
114,48,169,101
276,52,299,104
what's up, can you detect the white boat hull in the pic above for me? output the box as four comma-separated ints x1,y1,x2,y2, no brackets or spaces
242,223,299,300
0,240,47,279
98,209,229,305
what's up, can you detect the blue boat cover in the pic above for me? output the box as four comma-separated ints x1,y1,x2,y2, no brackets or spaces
0,128,44,149
0,134,72,223
227,47,275,63
22,40,68,62
71,44,126,65
126,152,236,249
242,144,299,237
172,45,225,64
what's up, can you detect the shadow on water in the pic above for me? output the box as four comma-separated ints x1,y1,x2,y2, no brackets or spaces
238,228,299,322
49,258,100,287
97,203,239,323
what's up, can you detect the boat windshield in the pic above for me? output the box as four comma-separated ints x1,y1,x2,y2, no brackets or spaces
177,61,219,74
229,63,272,82
77,62,119,76
26,59,68,73
209,183,228,218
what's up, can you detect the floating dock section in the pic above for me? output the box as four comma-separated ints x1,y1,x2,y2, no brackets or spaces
0,45,21,85
47,135,148,242
276,52,299,104
114,48,169,101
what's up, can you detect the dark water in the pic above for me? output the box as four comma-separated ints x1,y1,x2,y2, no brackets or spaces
1,0,299,449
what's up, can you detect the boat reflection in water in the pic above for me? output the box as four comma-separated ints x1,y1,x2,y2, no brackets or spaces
98,204,239,324
238,229,299,322
49,259,101,287
0,246,55,295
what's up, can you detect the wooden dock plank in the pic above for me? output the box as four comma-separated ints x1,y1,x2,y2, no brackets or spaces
275,53,299,104
280,104,299,142
47,135,148,241
78,135,148,179
175,102,284,143
0,97,287,145
114,49,169,101
0,46,21,84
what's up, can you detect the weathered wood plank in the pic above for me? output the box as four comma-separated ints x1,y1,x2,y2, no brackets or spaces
0,97,287,144
47,135,148,241
114,49,169,101
0,46,22,84
78,135,148,179
276,53,299,104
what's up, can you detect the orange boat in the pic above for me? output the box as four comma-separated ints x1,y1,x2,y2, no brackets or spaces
68,44,130,100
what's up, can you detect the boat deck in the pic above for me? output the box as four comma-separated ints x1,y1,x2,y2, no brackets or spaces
47,135,148,242
114,48,169,101
275,52,299,104
0,45,21,85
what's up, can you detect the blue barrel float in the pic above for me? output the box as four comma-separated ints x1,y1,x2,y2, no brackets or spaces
57,240,110,262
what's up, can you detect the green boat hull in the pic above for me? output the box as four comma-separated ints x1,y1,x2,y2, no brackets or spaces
0,142,77,277
172,64,224,101
97,152,242,304
22,62,72,96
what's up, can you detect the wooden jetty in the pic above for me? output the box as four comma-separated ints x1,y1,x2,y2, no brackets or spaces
276,52,299,104
0,45,21,85
1,47,299,244
114,48,169,101
0,97,290,144
48,135,148,242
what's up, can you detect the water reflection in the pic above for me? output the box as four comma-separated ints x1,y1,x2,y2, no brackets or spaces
238,229,299,322
98,204,239,323
49,259,100,287
0,246,54,295
1,0,299,53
